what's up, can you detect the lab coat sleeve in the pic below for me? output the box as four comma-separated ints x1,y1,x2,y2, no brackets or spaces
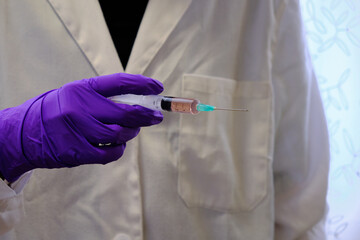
271,1,330,240
0,172,31,235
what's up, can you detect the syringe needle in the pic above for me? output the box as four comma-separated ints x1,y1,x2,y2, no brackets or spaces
214,107,248,112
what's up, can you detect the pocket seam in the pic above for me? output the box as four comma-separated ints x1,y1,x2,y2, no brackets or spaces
178,74,272,212
183,73,270,98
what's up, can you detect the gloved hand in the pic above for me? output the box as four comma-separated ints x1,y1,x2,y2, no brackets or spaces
0,73,163,182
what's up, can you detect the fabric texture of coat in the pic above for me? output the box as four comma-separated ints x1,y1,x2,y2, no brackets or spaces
0,0,329,239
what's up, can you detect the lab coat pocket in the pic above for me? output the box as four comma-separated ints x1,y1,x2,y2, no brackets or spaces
178,74,272,212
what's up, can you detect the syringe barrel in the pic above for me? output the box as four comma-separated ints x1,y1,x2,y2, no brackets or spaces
110,94,163,111
163,97,199,114
110,94,200,114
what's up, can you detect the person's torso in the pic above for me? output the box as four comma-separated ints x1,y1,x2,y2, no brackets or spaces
0,0,277,239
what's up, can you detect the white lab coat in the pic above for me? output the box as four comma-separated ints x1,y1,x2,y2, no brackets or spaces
0,0,329,239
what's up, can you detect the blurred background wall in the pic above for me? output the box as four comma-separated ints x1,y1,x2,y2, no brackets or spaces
300,0,360,239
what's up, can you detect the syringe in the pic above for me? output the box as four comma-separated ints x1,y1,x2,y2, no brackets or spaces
110,94,248,115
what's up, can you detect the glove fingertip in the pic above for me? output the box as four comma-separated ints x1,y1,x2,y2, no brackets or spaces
89,73,164,96
143,77,164,95
152,111,164,124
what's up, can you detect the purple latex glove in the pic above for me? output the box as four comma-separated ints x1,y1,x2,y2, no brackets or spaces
0,73,163,182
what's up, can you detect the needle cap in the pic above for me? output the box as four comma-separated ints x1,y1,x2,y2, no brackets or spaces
196,103,215,112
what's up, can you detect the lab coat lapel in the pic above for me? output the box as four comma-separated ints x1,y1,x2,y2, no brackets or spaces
126,0,193,74
47,0,123,75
